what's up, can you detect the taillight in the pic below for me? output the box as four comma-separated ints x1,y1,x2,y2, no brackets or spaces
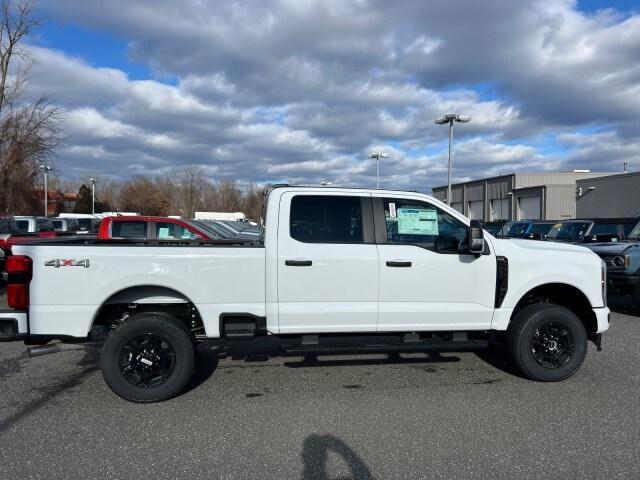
6,255,32,310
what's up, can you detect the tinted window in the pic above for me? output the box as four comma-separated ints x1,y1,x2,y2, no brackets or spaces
111,221,147,239
51,220,63,230
547,222,591,241
15,220,30,232
591,223,621,236
290,195,363,243
530,223,553,235
504,222,530,238
0,219,11,234
156,222,198,240
77,219,93,231
383,198,467,253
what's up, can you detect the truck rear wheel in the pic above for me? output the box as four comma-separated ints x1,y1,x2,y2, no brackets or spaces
508,304,587,382
100,313,195,402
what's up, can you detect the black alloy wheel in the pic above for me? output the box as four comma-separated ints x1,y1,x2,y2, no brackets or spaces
530,322,575,369
120,333,177,388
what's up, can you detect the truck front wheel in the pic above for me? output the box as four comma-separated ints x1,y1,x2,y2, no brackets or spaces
508,304,587,382
100,313,195,402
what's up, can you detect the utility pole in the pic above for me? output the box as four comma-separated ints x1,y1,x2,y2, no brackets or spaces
368,152,389,189
39,164,52,217
89,177,97,214
435,114,471,205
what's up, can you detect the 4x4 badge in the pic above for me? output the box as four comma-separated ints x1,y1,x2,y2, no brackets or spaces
45,259,90,268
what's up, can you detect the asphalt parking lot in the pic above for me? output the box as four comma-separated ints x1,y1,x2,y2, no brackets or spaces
0,294,639,479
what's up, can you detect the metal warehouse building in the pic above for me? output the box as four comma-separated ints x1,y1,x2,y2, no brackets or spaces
432,172,614,221
576,171,640,218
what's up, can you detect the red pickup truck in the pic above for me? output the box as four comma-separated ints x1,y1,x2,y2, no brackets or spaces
97,216,216,240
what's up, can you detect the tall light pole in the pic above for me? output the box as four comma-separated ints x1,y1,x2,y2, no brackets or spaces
368,151,389,189
435,113,471,205
89,177,97,214
39,164,52,217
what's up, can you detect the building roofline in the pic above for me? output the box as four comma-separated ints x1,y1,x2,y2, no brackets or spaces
575,170,640,182
432,172,618,191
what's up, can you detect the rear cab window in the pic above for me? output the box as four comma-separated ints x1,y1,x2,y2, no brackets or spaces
289,195,364,243
111,221,147,239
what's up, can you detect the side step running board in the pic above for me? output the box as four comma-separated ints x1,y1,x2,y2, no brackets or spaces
280,339,489,355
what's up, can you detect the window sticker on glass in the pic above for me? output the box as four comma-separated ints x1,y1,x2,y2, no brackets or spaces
389,202,397,218
397,208,439,235
158,227,171,239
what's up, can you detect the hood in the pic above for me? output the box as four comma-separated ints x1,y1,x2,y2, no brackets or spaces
587,242,640,256
493,238,593,255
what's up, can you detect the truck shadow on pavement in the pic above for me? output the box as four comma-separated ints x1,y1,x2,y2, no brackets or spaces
0,347,100,434
284,352,459,369
302,434,374,480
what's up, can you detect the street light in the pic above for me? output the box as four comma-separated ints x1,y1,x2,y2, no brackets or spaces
89,177,97,214
435,113,471,206
368,151,389,189
39,164,52,217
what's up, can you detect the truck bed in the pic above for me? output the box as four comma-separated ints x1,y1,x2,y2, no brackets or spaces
12,240,266,338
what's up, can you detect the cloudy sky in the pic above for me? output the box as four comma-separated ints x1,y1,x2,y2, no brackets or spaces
27,0,640,191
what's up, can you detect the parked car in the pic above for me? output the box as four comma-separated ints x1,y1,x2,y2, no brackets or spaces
547,218,640,244
498,220,557,240
75,218,101,234
186,219,260,240
13,216,56,236
0,186,608,402
587,222,640,308
481,220,507,236
1,217,60,272
51,217,80,233
97,216,217,241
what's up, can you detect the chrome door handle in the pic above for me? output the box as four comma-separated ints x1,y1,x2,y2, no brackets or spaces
386,261,412,267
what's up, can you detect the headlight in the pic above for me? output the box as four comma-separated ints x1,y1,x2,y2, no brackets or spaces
612,255,629,268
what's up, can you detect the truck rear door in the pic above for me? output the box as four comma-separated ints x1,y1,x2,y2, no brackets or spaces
276,191,378,333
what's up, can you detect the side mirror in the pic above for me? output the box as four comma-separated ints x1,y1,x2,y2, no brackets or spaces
468,220,485,255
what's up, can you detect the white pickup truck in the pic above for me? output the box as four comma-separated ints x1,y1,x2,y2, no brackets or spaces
0,186,609,402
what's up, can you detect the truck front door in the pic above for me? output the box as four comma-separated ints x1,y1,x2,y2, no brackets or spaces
374,194,495,331
277,192,379,333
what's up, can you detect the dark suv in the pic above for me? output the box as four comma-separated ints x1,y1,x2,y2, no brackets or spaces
547,218,640,244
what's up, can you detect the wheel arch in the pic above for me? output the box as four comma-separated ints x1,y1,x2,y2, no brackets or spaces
90,284,204,338
510,282,597,337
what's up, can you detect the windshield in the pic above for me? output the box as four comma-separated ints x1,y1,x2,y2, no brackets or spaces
547,222,591,241
530,223,554,236
503,222,529,238
628,222,640,240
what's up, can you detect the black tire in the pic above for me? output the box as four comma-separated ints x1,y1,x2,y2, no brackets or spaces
508,303,587,382
100,312,195,402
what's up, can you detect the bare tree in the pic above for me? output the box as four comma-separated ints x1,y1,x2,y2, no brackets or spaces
0,1,60,214
119,176,171,216
177,166,207,218
241,184,264,222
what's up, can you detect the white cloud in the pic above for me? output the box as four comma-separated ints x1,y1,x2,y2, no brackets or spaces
27,0,640,189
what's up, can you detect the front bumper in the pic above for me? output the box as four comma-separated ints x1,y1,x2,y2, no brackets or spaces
607,274,640,295
0,310,28,342
594,307,610,334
